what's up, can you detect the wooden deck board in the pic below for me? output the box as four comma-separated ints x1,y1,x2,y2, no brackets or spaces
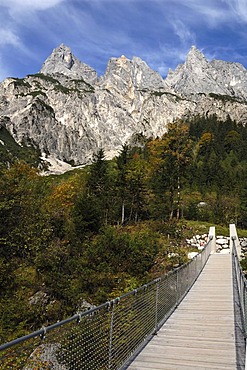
127,254,237,369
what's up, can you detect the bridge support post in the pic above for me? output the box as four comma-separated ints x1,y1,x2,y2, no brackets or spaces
108,301,115,370
154,280,160,335
209,226,216,254
230,223,241,259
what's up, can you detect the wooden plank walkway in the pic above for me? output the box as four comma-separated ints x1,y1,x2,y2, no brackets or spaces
127,253,237,370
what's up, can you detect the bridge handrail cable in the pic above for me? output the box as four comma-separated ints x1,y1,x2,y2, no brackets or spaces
0,235,213,370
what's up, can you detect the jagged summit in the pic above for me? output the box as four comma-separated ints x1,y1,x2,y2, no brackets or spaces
186,45,206,62
164,46,215,95
1,43,247,173
40,44,97,84
39,44,247,100
102,54,165,92
184,46,210,74
164,45,247,98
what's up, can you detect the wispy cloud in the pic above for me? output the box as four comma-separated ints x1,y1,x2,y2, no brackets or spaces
0,28,21,48
0,0,247,81
0,0,65,12
222,0,247,23
169,0,230,24
0,0,66,79
0,55,11,81
172,20,196,46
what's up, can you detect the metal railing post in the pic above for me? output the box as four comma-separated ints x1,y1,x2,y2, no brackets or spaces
154,279,160,334
230,224,241,258
108,301,114,370
176,269,179,305
208,228,216,253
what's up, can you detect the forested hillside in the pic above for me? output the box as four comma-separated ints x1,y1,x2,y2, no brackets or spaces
1,115,247,343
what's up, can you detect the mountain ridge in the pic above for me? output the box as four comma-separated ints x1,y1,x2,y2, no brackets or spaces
1,44,247,173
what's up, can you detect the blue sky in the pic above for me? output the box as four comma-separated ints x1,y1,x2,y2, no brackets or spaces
0,0,247,82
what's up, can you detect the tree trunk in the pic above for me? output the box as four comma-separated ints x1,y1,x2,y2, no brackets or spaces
121,201,125,225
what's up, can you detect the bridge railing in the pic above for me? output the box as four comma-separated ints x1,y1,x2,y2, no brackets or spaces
0,235,213,370
232,237,247,352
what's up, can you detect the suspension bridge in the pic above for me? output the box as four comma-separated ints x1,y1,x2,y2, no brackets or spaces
0,224,246,369
127,250,236,369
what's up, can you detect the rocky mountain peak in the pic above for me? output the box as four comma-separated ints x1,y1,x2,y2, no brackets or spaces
185,45,207,66
165,46,230,96
102,54,165,93
164,46,247,100
2,44,247,173
40,44,97,84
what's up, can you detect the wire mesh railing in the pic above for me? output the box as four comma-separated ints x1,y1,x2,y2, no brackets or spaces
232,238,247,342
0,237,213,370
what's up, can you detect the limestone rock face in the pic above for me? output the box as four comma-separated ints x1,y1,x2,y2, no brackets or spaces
40,44,98,84
101,55,166,94
1,44,247,172
210,59,247,100
166,46,247,100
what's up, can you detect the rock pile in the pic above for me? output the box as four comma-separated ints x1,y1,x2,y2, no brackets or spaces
187,234,230,259
187,234,247,259
240,238,247,257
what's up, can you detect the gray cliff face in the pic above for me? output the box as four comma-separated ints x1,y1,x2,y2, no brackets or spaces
165,46,228,96
40,44,98,84
165,45,247,100
1,44,247,171
101,55,166,93
209,59,247,100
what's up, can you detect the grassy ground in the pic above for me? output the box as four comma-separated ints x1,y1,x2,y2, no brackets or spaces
179,220,247,238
